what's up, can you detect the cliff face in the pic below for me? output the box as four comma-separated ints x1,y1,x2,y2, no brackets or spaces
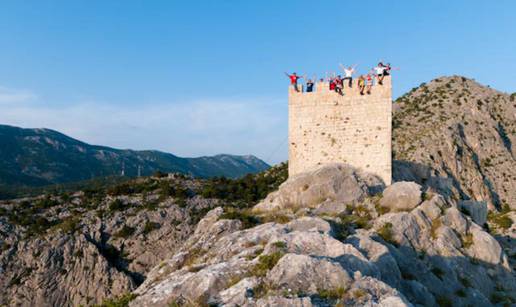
393,76,516,210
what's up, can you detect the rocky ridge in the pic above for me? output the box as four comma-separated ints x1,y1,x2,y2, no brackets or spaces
0,164,288,306
131,164,516,307
393,76,516,210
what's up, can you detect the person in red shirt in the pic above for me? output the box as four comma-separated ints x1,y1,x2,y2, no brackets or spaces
285,72,303,92
335,75,344,95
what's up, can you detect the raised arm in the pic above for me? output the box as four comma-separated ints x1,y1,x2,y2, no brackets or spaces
284,72,290,78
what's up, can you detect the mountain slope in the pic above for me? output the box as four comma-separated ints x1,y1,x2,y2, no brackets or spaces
0,124,270,188
393,76,516,210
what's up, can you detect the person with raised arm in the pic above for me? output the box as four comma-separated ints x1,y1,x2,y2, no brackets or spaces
339,63,357,88
285,72,303,92
374,62,386,85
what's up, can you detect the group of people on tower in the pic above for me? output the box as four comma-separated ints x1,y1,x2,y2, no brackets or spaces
285,62,395,95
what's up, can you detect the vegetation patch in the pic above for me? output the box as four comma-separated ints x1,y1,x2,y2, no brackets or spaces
114,225,136,238
142,221,161,235
248,251,285,277
460,233,473,249
93,293,137,307
430,218,442,240
219,208,260,229
488,211,513,230
377,222,397,246
318,287,346,300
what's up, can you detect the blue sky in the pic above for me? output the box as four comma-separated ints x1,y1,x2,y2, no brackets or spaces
1,1,515,164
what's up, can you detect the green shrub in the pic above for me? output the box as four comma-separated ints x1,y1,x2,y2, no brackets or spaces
142,221,160,235
489,212,513,230
272,241,287,249
377,223,396,245
249,251,284,277
461,233,473,248
114,225,135,238
108,199,127,212
57,216,81,234
94,293,137,307
318,287,346,300
219,209,260,229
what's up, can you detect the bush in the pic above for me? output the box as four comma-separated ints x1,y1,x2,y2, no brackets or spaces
108,199,127,212
94,293,137,307
249,251,284,277
377,222,396,245
57,216,81,234
142,221,160,235
114,225,135,238
318,287,346,300
219,209,260,229
489,212,513,230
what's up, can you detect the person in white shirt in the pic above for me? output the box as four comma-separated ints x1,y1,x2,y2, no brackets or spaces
339,63,357,88
374,62,386,85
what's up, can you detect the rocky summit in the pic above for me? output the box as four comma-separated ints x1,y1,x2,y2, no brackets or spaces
130,164,515,307
393,76,516,210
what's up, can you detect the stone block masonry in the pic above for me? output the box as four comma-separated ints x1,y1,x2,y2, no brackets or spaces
288,76,392,185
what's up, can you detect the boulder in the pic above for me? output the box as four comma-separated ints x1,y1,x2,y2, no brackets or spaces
379,182,422,212
254,164,381,212
466,224,508,267
286,216,333,235
441,207,468,234
216,277,258,306
458,200,487,226
266,254,352,295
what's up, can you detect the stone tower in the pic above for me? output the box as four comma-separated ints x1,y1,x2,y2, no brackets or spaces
288,76,392,185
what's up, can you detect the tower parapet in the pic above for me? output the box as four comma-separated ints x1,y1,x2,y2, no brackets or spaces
288,76,392,185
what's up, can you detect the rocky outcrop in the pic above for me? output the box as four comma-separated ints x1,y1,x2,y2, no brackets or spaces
254,164,384,213
0,176,222,306
132,164,516,306
393,76,516,210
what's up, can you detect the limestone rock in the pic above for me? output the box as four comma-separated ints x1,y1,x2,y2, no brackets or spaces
256,296,313,307
379,181,422,212
393,76,516,210
266,253,351,295
459,200,488,226
254,164,382,213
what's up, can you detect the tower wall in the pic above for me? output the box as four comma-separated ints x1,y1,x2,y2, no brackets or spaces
288,76,392,185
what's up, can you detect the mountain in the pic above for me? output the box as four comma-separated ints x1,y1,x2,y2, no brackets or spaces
0,124,270,188
393,76,516,210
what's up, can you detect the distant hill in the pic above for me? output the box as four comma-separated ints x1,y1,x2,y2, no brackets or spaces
393,75,515,210
0,124,270,188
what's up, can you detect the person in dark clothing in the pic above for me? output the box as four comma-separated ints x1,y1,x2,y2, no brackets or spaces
306,79,314,92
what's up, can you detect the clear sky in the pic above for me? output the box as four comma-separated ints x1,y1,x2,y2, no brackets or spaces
1,1,515,164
